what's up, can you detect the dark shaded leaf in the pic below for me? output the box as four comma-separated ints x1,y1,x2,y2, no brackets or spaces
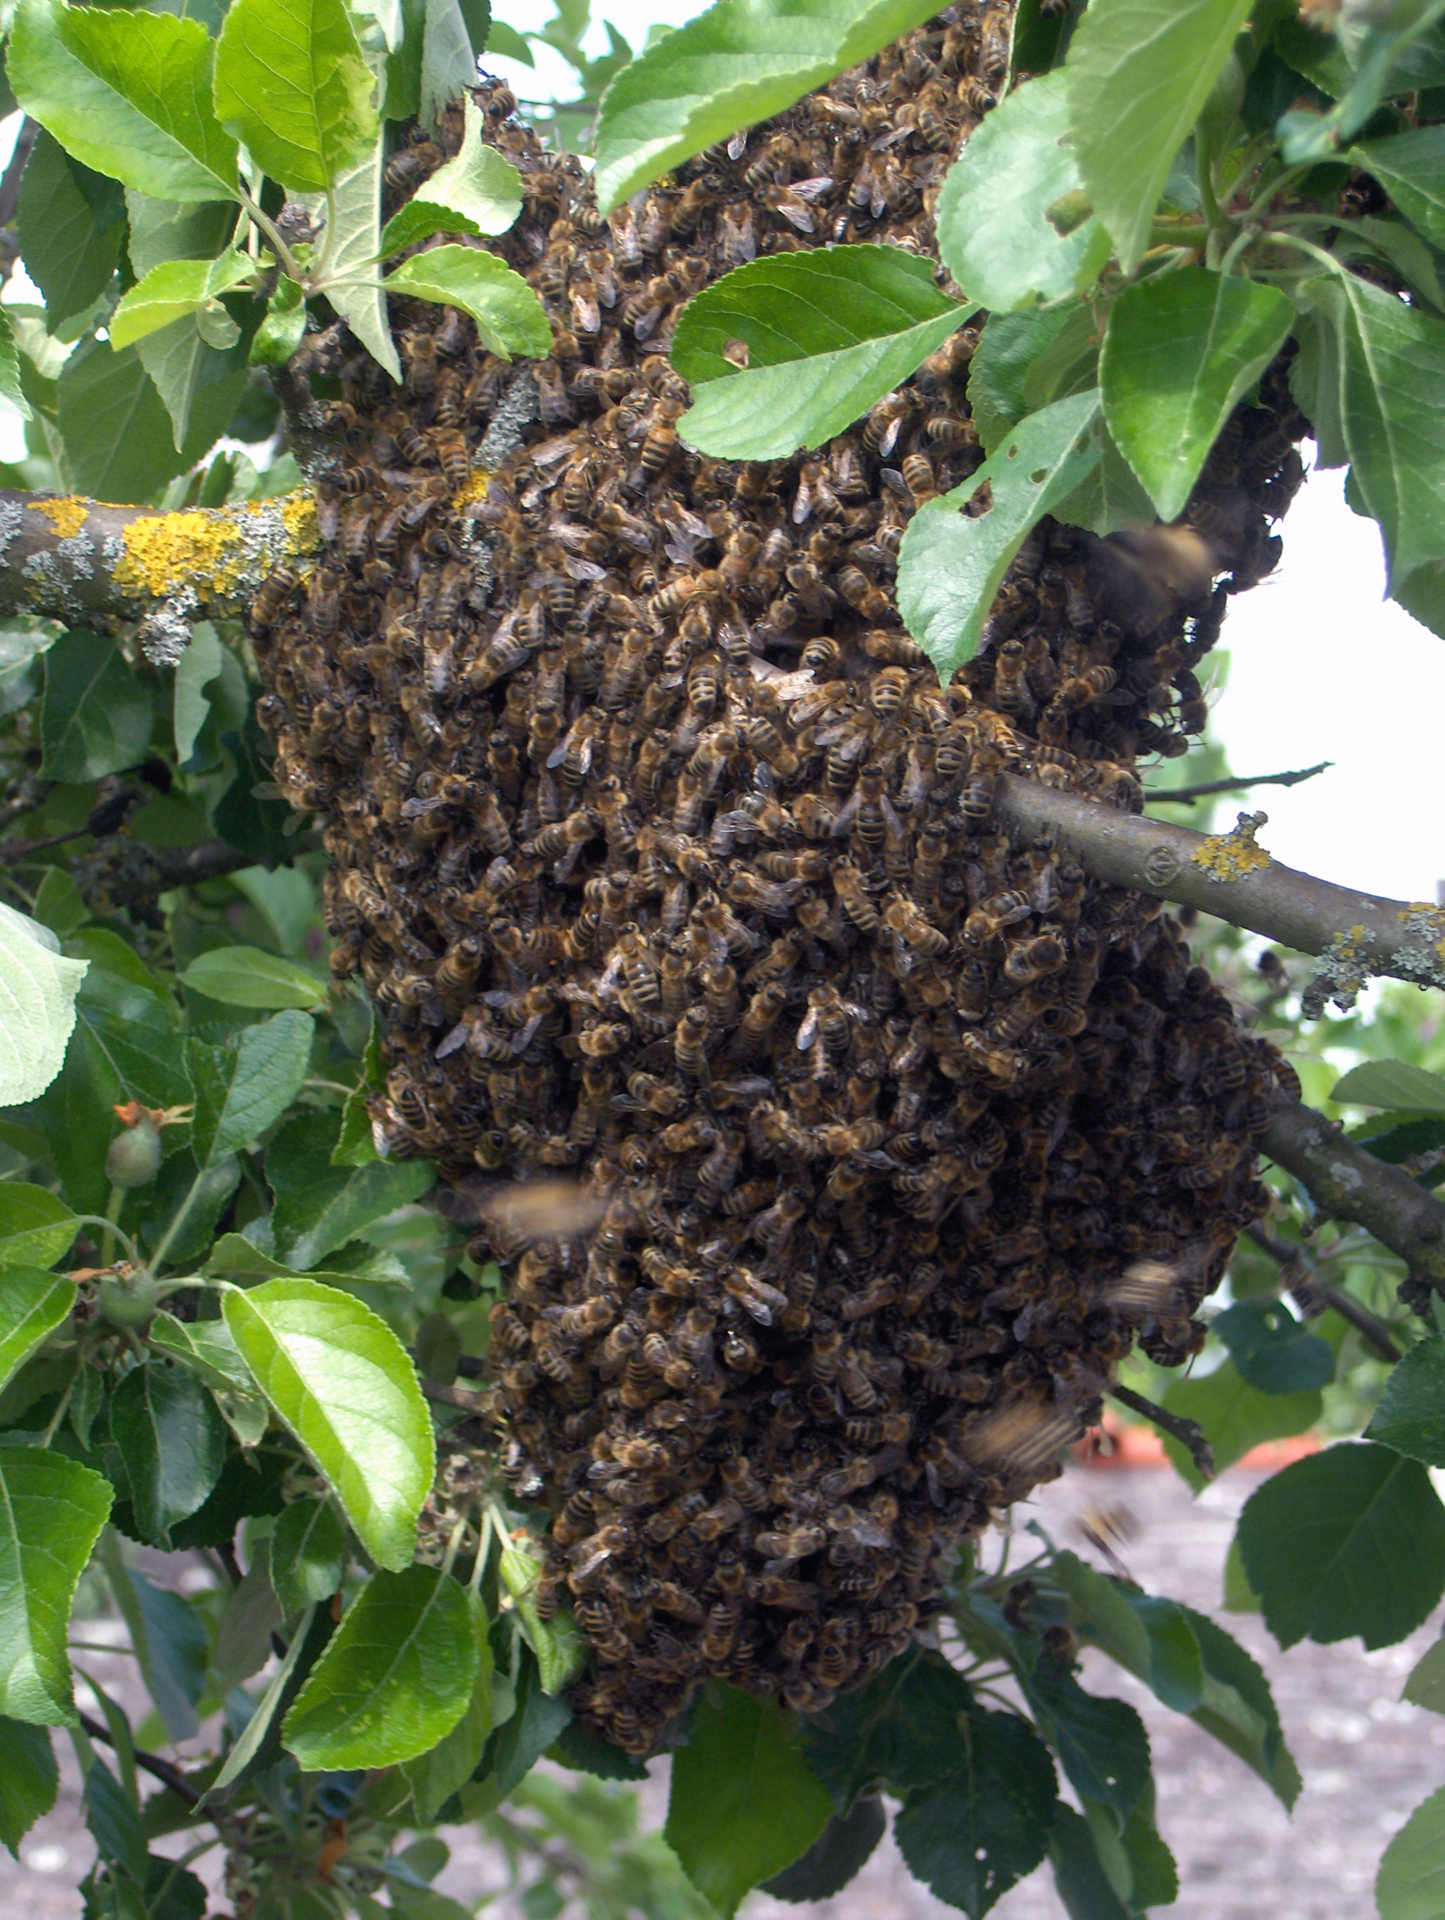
1367,1334,1445,1464
109,1363,227,1547
1211,1299,1336,1394
760,1794,885,1901
40,630,152,783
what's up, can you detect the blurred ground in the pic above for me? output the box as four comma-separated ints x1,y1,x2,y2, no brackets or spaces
8,1464,1439,1920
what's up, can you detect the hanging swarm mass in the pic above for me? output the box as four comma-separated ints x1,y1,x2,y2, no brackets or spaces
250,3,1303,1753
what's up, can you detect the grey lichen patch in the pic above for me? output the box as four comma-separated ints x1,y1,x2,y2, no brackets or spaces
1304,923,1378,1017
137,586,199,667
55,533,94,579
21,547,85,621
1392,903,1445,992
477,368,537,469
0,500,26,565
1306,905,1445,1017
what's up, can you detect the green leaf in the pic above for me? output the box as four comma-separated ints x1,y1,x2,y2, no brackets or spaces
31,869,88,942
893,1701,1059,1919
145,1312,268,1447
420,0,476,132
301,136,400,381
16,129,122,327
109,1363,227,1548
1049,413,1156,536
760,1796,886,1902
1366,1333,1445,1464
416,94,522,233
1116,1591,1206,1714
1099,267,1295,520
1048,1802,1132,1920
384,244,550,360
897,388,1102,676
187,1008,314,1165
40,630,152,783
0,907,88,1107
401,1592,494,1820
1223,1536,1260,1613
0,1270,73,1397
1025,1670,1150,1822
0,1183,77,1273
591,0,941,214
110,252,253,350
0,310,30,422
250,279,309,368
967,306,1084,454
213,0,378,193
1333,1058,1445,1111
548,1720,648,1782
57,333,246,502
1177,1604,1299,1807
1159,1358,1321,1491
206,1600,332,1800
173,620,223,766
1404,1635,1445,1714
936,72,1110,312
0,1447,112,1723
214,1538,281,1692
670,245,968,461
222,1277,434,1571
1354,125,1445,250
1238,1442,1445,1650
666,1684,832,1918
1066,0,1255,273
498,1541,582,1695
1379,1786,1445,1920
1210,1299,1336,1394
84,1756,147,1883
267,1109,435,1268
180,946,325,1011
0,1718,57,1856
1293,273,1445,631
125,191,237,280
379,199,482,255
10,0,239,202
1278,2,1445,164
269,1494,346,1616
488,1637,569,1794
283,1564,477,1768
803,1644,976,1809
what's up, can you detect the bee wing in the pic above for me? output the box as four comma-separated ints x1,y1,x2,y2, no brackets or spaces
436,1020,470,1059
796,1008,819,1050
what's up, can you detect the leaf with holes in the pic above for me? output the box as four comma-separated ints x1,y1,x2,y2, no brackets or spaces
897,389,1101,676
1211,1299,1336,1394
1239,1442,1445,1650
671,245,970,461
936,72,1110,312
222,1278,433,1570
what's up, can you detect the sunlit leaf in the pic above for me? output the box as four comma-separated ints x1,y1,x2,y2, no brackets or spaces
591,0,942,213
0,908,88,1108
0,1269,73,1397
0,1183,78,1273
180,946,326,1011
384,245,550,360
0,1447,112,1724
671,245,968,461
213,0,378,192
109,250,253,350
222,1277,434,1570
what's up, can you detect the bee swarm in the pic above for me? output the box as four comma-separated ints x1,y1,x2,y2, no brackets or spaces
252,5,1301,1754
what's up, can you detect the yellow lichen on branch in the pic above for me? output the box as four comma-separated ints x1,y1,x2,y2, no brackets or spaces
1190,810,1273,882
36,496,90,540
109,496,319,604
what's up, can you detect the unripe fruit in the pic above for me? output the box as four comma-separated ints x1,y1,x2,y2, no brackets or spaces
97,1270,159,1329
104,1116,161,1190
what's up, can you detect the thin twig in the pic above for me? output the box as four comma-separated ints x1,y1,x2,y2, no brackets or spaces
1145,761,1333,805
0,120,37,234
1111,1384,1215,1480
77,1710,201,1807
1246,1223,1404,1361
420,1377,493,1415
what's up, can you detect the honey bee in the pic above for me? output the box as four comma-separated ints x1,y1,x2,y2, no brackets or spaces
251,565,297,631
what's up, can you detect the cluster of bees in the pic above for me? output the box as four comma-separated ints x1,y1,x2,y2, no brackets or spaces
248,7,1302,1753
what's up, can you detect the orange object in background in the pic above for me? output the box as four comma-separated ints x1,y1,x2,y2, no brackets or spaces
1074,1408,1321,1473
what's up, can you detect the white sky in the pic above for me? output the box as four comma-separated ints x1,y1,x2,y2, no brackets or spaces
2,0,1438,913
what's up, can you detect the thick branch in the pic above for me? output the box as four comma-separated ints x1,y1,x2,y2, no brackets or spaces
1260,1099,1445,1308
993,772,1445,1010
0,487,317,634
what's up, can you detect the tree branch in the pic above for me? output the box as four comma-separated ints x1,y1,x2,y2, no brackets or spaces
77,1708,202,1806
1110,1384,1214,1479
992,772,1445,1012
1145,761,1333,804
1260,1099,1445,1312
0,487,318,638
420,1377,493,1415
1245,1221,1403,1361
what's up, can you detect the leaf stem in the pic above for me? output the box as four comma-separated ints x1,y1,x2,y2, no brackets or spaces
101,1182,126,1268
39,1375,75,1447
71,1214,141,1267
237,190,304,285
146,1169,209,1274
